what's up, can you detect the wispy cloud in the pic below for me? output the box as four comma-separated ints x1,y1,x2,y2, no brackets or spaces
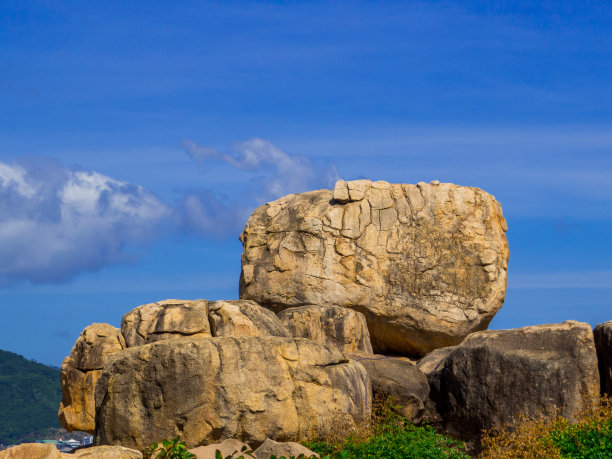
0,159,171,285
179,138,339,236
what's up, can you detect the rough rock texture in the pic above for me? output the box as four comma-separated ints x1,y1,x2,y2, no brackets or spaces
254,438,319,459
350,353,429,423
208,300,289,338
416,346,457,377
594,320,612,396
94,336,371,451
279,305,373,354
71,446,142,458
240,180,509,356
428,321,600,447
189,439,252,459
58,323,126,433
0,443,61,459
121,299,211,347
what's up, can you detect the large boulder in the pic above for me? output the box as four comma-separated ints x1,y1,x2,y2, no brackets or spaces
208,300,289,338
428,321,600,447
350,353,429,423
58,323,126,433
279,305,373,354
0,443,61,459
121,299,211,347
594,320,612,396
239,180,509,356
94,336,371,451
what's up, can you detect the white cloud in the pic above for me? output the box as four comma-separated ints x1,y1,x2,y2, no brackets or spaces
0,160,172,285
180,138,339,236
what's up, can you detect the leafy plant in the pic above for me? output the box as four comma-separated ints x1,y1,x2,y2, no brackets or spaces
145,435,195,459
303,392,468,459
479,395,612,458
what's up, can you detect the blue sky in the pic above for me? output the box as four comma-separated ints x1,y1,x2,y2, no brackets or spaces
1,1,611,366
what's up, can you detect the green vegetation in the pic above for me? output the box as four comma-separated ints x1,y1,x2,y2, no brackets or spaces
0,349,62,444
303,392,468,459
145,435,196,458
479,396,612,458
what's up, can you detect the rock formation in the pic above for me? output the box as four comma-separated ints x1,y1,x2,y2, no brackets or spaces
350,353,429,423
594,320,612,396
208,300,289,338
427,321,600,447
94,336,371,451
121,299,211,347
58,323,126,433
253,438,319,459
239,179,509,356
279,305,373,354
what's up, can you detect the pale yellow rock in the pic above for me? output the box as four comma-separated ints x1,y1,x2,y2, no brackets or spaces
94,336,371,451
71,446,142,458
188,439,252,459
0,443,61,459
279,305,373,354
121,299,211,347
240,180,509,356
58,323,126,433
208,300,289,337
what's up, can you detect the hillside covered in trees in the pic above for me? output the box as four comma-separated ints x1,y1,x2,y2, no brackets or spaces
0,349,62,444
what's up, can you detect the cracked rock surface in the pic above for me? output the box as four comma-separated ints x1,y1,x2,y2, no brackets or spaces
94,336,371,451
240,179,509,356
58,323,126,433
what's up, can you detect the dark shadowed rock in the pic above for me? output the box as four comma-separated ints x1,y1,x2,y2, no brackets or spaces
279,305,373,354
350,353,429,423
594,320,612,396
94,336,371,451
208,300,289,338
428,321,600,448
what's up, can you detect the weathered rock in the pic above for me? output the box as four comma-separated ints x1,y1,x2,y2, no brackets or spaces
71,446,142,458
428,321,600,447
416,346,457,377
58,323,126,433
350,353,429,423
208,300,289,338
254,438,319,459
279,305,373,354
94,336,371,451
240,180,509,356
121,299,211,347
189,439,253,459
0,444,61,459
594,320,612,396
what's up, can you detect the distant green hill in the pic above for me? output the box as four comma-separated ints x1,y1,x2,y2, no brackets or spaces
0,349,62,444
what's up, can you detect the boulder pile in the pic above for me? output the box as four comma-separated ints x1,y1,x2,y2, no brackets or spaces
46,180,609,456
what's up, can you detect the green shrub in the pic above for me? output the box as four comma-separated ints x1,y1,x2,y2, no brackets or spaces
304,392,468,459
479,396,612,458
145,435,195,459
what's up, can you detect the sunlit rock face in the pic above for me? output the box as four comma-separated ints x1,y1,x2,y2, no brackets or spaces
58,323,126,433
94,336,371,451
240,179,509,356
